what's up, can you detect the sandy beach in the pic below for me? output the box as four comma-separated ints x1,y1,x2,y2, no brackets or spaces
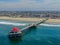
45,19,60,23
0,16,44,22
0,16,60,23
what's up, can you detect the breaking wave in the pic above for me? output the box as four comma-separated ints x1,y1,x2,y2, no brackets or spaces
0,21,60,27
40,24,60,27
0,21,27,26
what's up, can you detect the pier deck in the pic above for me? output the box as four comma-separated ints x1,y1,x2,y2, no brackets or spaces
20,18,48,32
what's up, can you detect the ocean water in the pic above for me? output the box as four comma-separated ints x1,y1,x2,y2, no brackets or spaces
0,20,60,45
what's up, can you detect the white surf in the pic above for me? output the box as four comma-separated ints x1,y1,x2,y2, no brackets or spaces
0,21,27,26
40,24,60,27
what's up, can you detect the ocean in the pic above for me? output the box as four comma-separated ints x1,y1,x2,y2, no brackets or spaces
0,19,60,45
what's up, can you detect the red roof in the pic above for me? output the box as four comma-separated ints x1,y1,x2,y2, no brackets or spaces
12,27,19,32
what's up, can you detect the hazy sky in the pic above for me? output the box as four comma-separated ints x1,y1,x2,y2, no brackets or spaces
0,0,60,11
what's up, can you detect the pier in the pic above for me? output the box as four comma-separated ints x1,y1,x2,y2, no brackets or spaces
20,18,48,32
8,18,48,39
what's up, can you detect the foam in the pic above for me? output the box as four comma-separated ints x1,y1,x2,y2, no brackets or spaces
40,24,60,27
0,21,60,27
0,21,27,26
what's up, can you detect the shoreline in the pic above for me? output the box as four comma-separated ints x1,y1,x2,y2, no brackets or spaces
0,16,44,22
45,19,60,24
0,17,60,23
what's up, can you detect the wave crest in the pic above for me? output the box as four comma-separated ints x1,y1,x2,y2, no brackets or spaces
0,21,60,27
0,21,26,26
40,24,60,27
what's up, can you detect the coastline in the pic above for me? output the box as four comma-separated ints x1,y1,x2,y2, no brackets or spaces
0,16,44,22
45,19,60,24
0,16,60,23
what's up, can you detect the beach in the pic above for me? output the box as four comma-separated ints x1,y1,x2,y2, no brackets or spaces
45,19,60,23
0,16,60,23
0,16,44,22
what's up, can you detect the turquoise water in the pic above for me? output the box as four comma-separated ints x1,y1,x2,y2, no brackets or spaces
0,20,60,45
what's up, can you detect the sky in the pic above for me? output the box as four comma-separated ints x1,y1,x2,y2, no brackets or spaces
0,0,60,11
